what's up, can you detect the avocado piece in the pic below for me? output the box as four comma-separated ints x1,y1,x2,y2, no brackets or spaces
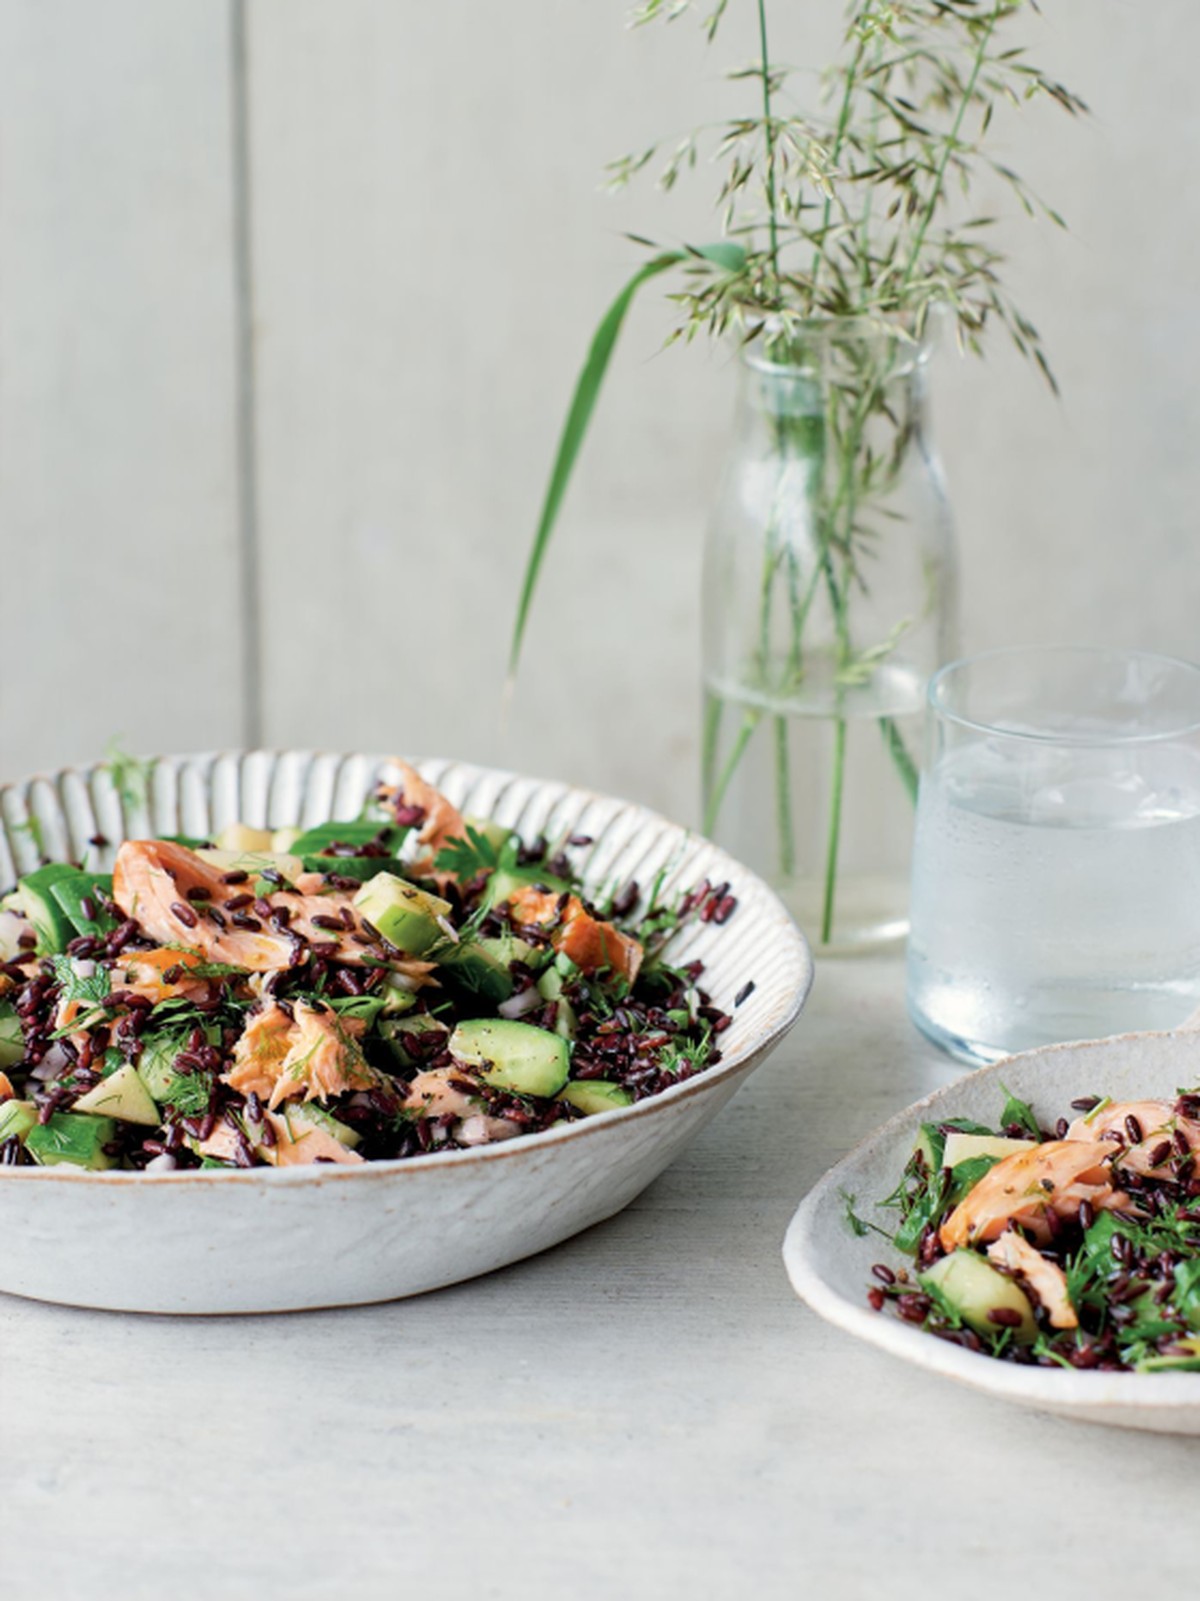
299,855,406,884
438,933,543,1005
137,1033,182,1103
942,1132,1036,1169
136,1026,219,1104
448,1019,570,1098
290,819,409,857
380,975,418,1017
919,1250,1037,1342
536,967,578,1040
49,870,117,938
0,1099,37,1144
73,1063,160,1127
0,1004,24,1069
13,864,81,955
284,1102,361,1149
214,823,274,853
25,1111,118,1170
557,1080,632,1115
353,873,451,956
379,1013,448,1068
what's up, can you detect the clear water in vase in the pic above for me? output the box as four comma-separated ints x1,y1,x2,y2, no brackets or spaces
702,652,925,954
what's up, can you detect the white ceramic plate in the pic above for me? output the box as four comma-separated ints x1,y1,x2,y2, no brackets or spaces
0,751,811,1314
784,1031,1200,1434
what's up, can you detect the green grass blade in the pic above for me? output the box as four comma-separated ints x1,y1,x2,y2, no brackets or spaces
508,242,745,677
879,714,919,804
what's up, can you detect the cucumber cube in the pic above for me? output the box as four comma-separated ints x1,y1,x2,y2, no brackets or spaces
919,1250,1037,1342
0,1099,37,1144
449,1019,569,1099
557,1081,632,1116
14,864,81,954
0,1004,24,1069
25,1111,118,1170
73,1063,160,1127
353,873,451,956
438,934,542,1005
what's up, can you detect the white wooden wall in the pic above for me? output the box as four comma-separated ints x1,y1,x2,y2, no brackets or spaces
2,0,1196,828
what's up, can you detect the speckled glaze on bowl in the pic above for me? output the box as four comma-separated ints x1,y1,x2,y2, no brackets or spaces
784,1030,1200,1435
0,751,811,1314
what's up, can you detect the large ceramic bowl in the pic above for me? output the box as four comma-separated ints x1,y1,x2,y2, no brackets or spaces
784,1030,1200,1435
0,751,811,1314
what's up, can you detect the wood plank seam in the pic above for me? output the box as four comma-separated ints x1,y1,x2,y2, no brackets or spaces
230,0,264,747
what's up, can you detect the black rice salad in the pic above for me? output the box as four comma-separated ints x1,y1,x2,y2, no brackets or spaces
859,1085,1200,1373
0,762,743,1173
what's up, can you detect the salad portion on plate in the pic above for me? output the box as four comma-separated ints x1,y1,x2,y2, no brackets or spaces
0,761,741,1173
864,1082,1200,1374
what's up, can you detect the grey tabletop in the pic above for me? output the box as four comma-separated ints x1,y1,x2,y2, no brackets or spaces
3,957,1196,1600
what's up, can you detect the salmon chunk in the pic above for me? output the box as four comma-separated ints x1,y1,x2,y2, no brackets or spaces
939,1139,1126,1251
1066,1099,1200,1179
378,760,468,874
110,948,215,1004
401,1067,521,1144
114,841,298,970
507,885,643,984
259,1111,365,1167
112,839,438,977
987,1230,1078,1329
223,1000,377,1109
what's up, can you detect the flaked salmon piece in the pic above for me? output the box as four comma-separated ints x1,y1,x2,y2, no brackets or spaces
507,884,643,984
0,1070,13,1100
404,1067,483,1121
114,840,298,970
110,947,214,1004
377,760,468,881
112,839,435,975
987,1231,1078,1329
1066,1098,1200,1178
401,1067,519,1144
293,872,332,896
223,999,378,1109
259,1110,364,1167
939,1139,1123,1251
223,1003,292,1101
196,1122,245,1164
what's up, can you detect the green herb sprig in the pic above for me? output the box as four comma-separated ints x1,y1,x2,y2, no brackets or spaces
511,0,1084,676
510,0,1084,941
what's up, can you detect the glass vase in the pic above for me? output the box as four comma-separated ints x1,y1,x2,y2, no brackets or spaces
701,321,958,954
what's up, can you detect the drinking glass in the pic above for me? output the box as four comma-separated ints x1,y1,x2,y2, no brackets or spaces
907,646,1200,1065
